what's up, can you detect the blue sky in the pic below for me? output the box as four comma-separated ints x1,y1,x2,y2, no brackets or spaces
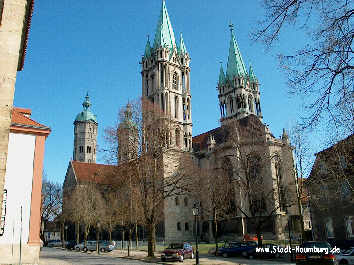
14,0,313,184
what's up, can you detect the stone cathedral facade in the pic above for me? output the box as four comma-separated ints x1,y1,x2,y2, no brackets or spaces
64,1,300,243
138,1,299,242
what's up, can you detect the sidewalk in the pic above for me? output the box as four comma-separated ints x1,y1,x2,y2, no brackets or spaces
106,249,291,264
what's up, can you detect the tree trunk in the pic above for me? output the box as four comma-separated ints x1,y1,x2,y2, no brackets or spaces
61,221,65,248
128,228,132,257
147,223,156,257
121,229,125,249
76,221,80,244
109,229,112,242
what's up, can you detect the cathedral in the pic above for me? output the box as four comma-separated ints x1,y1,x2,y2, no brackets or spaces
64,0,300,243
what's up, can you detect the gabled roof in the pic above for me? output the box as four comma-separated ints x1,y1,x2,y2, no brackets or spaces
153,0,176,50
144,38,152,58
11,107,50,134
192,115,266,152
71,161,118,185
226,25,247,80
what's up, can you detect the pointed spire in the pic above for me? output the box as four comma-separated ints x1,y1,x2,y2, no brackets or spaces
144,36,151,58
218,63,226,85
226,23,247,81
153,0,176,51
83,92,91,110
178,33,188,55
249,65,257,82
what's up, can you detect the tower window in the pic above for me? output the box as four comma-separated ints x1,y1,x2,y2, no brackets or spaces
175,96,178,119
184,197,188,206
175,197,179,206
79,146,84,153
177,222,181,231
182,72,185,90
87,146,91,153
184,133,188,148
185,222,189,231
172,72,178,90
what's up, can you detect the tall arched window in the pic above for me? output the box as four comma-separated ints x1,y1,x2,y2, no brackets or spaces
161,93,165,112
175,129,180,147
187,98,190,119
146,75,149,96
160,65,164,86
184,133,188,148
175,96,179,119
172,72,178,90
229,97,234,113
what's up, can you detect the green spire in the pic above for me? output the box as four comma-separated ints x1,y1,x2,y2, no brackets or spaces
178,33,188,55
226,23,247,81
74,93,98,124
153,0,176,51
121,103,137,129
218,64,226,85
144,37,151,58
249,65,257,82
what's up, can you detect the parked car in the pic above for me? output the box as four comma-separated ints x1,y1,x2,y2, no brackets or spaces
74,241,97,252
47,240,62,247
217,241,257,258
329,239,354,251
65,240,77,250
161,243,194,262
295,241,336,265
98,240,115,252
247,243,283,259
336,247,354,265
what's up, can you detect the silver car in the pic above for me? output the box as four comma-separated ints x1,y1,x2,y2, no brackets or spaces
74,241,96,252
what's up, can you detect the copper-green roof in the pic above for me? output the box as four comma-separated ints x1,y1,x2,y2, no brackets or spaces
218,64,226,85
249,65,257,82
74,93,98,124
144,38,152,58
153,0,176,51
120,103,137,129
226,24,247,80
178,33,188,55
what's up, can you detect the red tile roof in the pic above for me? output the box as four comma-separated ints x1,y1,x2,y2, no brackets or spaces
11,107,49,130
71,161,120,185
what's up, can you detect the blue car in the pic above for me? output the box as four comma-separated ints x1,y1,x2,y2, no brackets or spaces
218,241,257,258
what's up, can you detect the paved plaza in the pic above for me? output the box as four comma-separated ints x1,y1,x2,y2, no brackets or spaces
38,247,294,265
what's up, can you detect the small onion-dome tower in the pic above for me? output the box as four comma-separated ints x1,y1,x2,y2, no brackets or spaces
73,93,98,163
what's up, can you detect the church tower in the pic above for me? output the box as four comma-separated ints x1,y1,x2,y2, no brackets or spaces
141,0,192,151
218,24,262,124
117,103,138,164
73,93,98,163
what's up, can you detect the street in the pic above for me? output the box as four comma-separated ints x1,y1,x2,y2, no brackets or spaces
39,247,295,265
39,247,156,265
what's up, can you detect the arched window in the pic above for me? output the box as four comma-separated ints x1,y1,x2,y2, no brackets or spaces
87,146,91,153
177,222,181,231
161,93,165,112
79,146,84,153
160,65,164,86
175,96,179,119
172,72,178,90
229,97,234,113
175,129,181,147
146,75,149,96
175,197,179,206
184,133,188,148
187,98,190,119
248,96,253,112
184,197,188,206
185,222,189,231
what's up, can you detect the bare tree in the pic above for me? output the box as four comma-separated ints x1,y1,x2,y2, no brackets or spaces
224,120,298,246
65,181,105,248
255,0,353,130
105,98,196,257
41,176,62,242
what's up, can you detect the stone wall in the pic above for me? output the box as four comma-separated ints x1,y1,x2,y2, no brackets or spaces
0,0,31,232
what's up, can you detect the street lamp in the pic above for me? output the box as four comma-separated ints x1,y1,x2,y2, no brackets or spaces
97,222,101,254
192,203,200,265
65,225,68,245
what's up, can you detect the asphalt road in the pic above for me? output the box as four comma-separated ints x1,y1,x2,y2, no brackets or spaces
39,247,158,265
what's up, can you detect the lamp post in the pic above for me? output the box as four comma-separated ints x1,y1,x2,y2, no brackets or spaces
97,222,101,254
65,225,68,245
192,203,200,265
